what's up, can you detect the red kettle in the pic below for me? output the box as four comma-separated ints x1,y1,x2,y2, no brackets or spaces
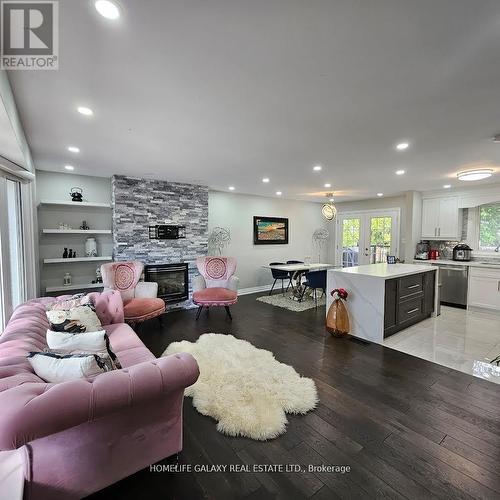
429,250,440,260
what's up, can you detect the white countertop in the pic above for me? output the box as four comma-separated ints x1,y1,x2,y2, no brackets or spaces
262,263,335,272
330,263,436,279
413,259,500,269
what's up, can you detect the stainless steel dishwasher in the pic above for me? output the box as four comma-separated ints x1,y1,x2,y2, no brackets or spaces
438,264,468,308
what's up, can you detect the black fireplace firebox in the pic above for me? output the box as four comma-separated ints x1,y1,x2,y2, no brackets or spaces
144,263,189,303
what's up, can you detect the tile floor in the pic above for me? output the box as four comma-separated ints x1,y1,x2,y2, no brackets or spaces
384,305,500,384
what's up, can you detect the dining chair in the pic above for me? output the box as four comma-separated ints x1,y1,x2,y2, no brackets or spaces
269,262,291,295
300,270,327,307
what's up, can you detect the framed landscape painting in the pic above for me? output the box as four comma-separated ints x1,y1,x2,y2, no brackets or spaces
253,216,289,245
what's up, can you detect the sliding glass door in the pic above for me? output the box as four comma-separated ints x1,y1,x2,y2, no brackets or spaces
337,209,400,267
0,175,25,330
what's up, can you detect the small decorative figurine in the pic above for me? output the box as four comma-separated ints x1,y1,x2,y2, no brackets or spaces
63,273,72,286
68,249,73,258
93,267,103,284
63,247,68,258
80,220,90,230
69,187,83,202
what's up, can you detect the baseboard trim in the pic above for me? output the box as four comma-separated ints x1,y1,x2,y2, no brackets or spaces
238,284,272,296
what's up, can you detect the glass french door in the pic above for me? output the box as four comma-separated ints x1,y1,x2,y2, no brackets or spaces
0,175,25,330
337,210,400,267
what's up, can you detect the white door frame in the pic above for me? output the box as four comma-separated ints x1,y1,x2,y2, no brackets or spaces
335,208,401,267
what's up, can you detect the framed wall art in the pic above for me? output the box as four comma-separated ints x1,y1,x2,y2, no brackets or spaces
253,216,289,245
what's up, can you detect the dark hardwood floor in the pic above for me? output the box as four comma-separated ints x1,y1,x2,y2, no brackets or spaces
89,293,500,500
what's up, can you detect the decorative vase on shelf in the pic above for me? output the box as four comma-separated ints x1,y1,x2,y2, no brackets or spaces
85,237,97,257
63,273,72,286
62,247,68,258
326,288,350,337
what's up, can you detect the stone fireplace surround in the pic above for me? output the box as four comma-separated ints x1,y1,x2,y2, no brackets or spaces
112,175,208,309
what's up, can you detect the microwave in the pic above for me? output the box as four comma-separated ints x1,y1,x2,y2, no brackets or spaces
148,225,186,239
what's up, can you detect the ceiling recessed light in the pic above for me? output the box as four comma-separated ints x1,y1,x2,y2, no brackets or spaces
262,177,270,183
377,192,384,197
77,106,93,116
64,165,75,171
395,169,405,175
457,168,493,181
228,186,235,191
313,165,322,171
324,183,331,188
276,191,282,196
443,184,451,189
67,146,80,153
396,142,409,151
95,0,120,20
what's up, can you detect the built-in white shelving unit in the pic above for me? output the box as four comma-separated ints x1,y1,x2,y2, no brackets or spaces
44,256,112,264
39,200,111,208
45,283,105,293
42,229,112,234
37,180,114,295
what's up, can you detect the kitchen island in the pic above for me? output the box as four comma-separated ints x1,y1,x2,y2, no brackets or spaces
327,263,438,344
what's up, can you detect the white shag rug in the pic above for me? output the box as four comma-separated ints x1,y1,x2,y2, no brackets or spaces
163,334,318,440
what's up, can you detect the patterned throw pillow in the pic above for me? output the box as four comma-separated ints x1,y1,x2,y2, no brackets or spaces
46,295,102,333
49,293,92,311
27,351,114,383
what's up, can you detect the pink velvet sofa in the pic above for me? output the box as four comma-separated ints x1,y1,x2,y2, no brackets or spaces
0,291,199,500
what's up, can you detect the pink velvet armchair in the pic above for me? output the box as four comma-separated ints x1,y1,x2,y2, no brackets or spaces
192,257,239,319
101,261,165,326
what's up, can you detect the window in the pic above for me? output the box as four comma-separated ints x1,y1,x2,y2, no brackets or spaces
0,175,26,330
478,203,500,252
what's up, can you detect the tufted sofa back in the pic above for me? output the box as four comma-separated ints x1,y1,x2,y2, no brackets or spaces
0,290,124,392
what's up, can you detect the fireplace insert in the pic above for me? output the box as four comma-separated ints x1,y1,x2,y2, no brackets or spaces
144,263,189,303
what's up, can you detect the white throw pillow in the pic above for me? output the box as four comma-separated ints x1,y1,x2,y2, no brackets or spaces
27,351,113,383
46,329,107,353
45,329,122,369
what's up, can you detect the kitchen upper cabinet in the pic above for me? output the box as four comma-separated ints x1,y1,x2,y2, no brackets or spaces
468,267,500,310
421,199,440,238
421,196,460,239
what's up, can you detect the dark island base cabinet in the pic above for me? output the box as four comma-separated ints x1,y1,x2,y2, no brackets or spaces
384,271,435,338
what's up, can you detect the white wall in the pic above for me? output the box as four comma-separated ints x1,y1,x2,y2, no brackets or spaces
0,70,34,172
208,191,333,290
329,194,408,261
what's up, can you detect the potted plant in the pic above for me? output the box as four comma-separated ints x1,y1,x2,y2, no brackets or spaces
326,288,350,337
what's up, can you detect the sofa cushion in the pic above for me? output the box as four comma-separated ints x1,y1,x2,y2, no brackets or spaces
105,323,155,368
192,287,238,306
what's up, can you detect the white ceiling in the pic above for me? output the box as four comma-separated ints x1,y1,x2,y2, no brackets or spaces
8,0,500,201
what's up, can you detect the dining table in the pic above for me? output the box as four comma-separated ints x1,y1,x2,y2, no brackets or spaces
262,263,336,301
